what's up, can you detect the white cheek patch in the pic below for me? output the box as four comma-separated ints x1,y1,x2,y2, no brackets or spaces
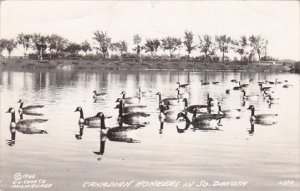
11,122,16,128
79,118,84,123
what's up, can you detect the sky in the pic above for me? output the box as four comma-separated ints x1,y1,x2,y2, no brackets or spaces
1,0,299,60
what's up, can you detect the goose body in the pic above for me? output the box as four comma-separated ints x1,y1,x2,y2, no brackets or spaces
117,103,150,125
121,91,140,104
176,88,189,99
6,108,48,134
177,112,220,130
18,99,44,115
156,92,179,106
115,104,147,113
75,107,111,127
93,90,107,99
201,80,210,85
177,82,189,88
182,98,212,114
242,90,259,101
159,105,181,123
259,84,272,92
247,105,277,125
212,81,219,85
217,102,241,119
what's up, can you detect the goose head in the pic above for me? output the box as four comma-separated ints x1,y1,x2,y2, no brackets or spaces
115,98,123,103
95,112,104,118
93,90,97,94
74,106,83,112
17,99,23,103
247,105,254,110
6,108,15,113
176,112,187,120
156,92,161,95
176,82,180,85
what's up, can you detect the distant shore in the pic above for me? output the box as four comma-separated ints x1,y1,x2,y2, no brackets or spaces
0,58,295,73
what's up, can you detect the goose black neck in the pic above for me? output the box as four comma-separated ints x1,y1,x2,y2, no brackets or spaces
218,105,221,112
79,110,84,119
20,102,23,109
183,99,188,107
100,115,106,130
183,114,191,124
11,112,16,123
122,93,125,99
118,103,123,117
251,107,255,116
243,91,246,96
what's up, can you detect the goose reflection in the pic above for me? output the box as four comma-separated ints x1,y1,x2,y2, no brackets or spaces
248,122,255,135
75,125,85,140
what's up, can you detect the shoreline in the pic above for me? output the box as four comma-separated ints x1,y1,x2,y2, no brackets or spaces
0,58,295,73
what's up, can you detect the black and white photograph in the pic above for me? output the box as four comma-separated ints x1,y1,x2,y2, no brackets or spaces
0,0,299,190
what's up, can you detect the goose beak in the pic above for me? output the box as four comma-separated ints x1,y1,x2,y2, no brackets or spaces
6,110,10,113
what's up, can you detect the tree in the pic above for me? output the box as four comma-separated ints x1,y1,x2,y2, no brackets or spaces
93,30,111,60
183,31,195,59
110,41,128,60
232,36,249,62
46,34,68,55
161,37,182,60
65,42,82,55
133,34,142,61
31,33,48,60
198,34,216,60
215,35,232,63
16,33,32,58
249,35,265,62
81,40,92,56
3,39,17,59
0,39,5,58
143,39,160,58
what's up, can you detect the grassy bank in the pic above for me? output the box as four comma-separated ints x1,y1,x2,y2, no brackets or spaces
0,58,294,72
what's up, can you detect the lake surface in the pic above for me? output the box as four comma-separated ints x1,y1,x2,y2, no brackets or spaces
0,68,299,191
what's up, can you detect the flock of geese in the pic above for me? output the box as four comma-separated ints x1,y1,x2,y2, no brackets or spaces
6,77,293,150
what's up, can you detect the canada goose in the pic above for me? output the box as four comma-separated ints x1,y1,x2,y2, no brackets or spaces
217,102,241,119
158,105,180,123
18,99,44,115
121,91,140,104
275,79,282,84
156,92,179,106
225,89,230,94
6,108,48,134
201,80,210,85
116,103,150,125
176,112,220,130
241,90,259,100
176,82,189,88
176,88,189,99
97,113,144,136
283,84,293,88
115,104,147,113
93,90,107,99
247,105,277,125
233,82,242,90
182,98,212,114
74,107,111,127
231,79,238,83
212,81,219,85
192,108,223,121
259,83,272,92
239,81,249,88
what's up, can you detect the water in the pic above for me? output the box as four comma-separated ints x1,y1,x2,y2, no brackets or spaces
0,68,299,191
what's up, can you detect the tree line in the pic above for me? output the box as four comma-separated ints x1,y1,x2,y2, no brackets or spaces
0,31,271,63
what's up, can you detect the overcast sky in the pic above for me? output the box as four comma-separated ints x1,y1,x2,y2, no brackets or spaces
1,0,299,60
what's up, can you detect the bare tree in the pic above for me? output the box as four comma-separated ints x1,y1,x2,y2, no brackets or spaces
46,34,68,56
198,34,216,60
93,30,111,60
161,37,182,60
0,39,5,58
111,41,128,60
231,36,249,62
133,34,142,61
215,35,232,63
183,31,196,59
249,35,265,62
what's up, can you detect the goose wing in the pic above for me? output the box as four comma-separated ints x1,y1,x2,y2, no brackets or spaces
23,105,44,110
